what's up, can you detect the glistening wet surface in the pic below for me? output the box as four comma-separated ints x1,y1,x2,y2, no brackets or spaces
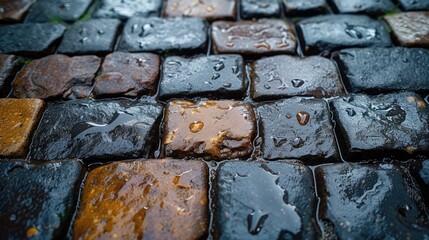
0,0,429,239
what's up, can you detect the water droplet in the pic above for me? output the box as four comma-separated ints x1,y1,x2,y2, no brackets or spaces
232,65,239,74
248,210,269,234
9,214,16,221
79,37,88,44
296,112,310,126
136,58,146,67
212,73,220,80
214,61,225,71
97,29,105,35
254,40,271,49
226,41,234,47
273,137,287,147
344,23,376,40
79,27,86,34
343,96,354,103
346,108,356,116
131,24,139,33
291,137,304,148
291,79,304,88
223,83,232,88
285,113,292,119
206,6,214,12
189,121,204,133
263,84,271,89
0,7,4,13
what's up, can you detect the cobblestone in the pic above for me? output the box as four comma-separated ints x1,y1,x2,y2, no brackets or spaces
0,159,84,240
13,54,101,99
1,0,429,239
74,159,208,239
159,54,245,100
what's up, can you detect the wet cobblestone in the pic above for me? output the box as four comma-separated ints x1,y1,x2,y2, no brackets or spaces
1,0,429,239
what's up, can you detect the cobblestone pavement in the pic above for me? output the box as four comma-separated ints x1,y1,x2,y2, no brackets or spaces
0,0,429,239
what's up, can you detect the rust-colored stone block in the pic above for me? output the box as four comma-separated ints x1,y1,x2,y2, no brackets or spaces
73,159,209,240
384,12,429,48
0,0,36,22
164,0,236,20
163,100,256,160
93,52,160,98
13,54,101,100
0,98,44,158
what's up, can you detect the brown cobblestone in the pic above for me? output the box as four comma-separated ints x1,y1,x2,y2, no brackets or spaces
0,98,44,158
384,12,429,48
74,159,208,240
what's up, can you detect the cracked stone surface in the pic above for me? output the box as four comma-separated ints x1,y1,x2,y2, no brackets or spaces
13,54,101,99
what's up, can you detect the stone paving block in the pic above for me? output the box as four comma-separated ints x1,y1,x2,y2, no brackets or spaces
164,0,236,20
330,92,429,160
331,0,397,16
282,0,327,16
0,99,44,158
13,54,101,100
240,0,280,19
0,0,36,22
410,160,429,205
250,55,343,100
93,52,160,98
118,17,208,54
25,0,92,23
0,159,84,240
93,0,162,20
215,161,317,239
74,159,208,240
58,19,121,55
315,163,429,239
397,0,429,11
0,23,65,56
334,47,429,93
163,100,256,160
212,19,296,56
298,15,391,54
159,55,245,100
29,99,163,161
257,98,339,163
0,54,21,97
384,12,429,48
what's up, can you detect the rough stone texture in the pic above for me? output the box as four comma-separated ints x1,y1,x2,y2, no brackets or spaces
397,0,429,11
215,161,317,240
0,0,36,22
94,0,162,20
0,23,65,56
58,19,121,55
0,54,20,97
282,0,327,16
164,0,236,20
331,0,397,15
0,159,84,240
410,159,429,206
384,12,429,48
159,55,245,100
74,159,208,240
298,15,391,54
163,100,256,160
25,0,92,23
29,99,163,161
118,17,208,54
0,99,44,158
250,55,343,100
212,19,296,56
258,98,339,163
240,0,280,19
316,163,429,239
334,47,429,94
93,52,160,98
13,54,101,100
330,92,429,160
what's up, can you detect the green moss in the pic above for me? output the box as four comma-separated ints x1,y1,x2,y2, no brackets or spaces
17,57,33,65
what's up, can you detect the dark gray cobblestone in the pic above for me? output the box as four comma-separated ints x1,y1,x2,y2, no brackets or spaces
1,0,429,239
